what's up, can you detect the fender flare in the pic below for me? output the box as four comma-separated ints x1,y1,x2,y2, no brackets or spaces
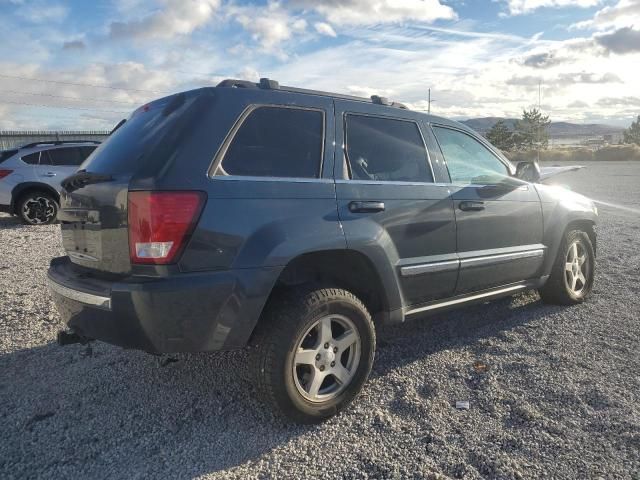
10,182,61,214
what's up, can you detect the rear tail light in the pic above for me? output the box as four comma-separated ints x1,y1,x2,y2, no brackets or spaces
0,169,13,180
128,191,205,265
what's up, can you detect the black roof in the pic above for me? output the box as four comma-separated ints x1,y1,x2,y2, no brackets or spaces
216,78,409,110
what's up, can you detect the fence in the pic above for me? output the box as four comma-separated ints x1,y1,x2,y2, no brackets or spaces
0,131,110,150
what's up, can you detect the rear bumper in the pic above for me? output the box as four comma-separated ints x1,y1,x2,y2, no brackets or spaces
47,256,281,353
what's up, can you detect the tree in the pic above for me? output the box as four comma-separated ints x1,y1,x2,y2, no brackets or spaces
486,120,515,151
623,115,640,146
514,108,551,151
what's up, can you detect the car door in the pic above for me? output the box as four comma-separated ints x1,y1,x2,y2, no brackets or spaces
37,146,93,187
334,100,458,308
429,124,545,294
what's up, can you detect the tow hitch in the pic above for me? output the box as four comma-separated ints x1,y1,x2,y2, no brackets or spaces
57,329,92,346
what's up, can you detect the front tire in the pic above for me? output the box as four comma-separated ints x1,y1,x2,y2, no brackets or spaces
251,287,375,423
17,191,58,225
539,229,595,305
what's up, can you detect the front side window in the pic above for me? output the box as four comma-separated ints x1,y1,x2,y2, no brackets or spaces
432,126,509,184
215,106,323,178
345,114,432,183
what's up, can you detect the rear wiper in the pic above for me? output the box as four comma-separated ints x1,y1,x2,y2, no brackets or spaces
62,170,113,193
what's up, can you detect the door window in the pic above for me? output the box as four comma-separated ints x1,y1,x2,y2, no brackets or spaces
345,114,433,182
432,126,509,184
45,147,87,166
215,106,324,178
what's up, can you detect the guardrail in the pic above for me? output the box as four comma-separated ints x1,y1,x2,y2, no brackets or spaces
0,131,110,150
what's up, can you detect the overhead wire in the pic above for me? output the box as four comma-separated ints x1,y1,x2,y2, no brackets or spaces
0,99,130,114
0,89,140,106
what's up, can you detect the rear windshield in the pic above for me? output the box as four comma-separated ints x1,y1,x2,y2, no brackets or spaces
80,93,199,176
0,149,18,164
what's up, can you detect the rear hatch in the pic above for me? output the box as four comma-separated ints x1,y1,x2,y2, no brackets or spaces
58,90,214,275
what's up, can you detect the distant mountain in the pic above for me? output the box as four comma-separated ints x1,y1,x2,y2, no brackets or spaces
461,117,622,137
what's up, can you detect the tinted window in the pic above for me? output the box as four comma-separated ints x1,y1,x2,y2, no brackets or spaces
46,147,86,166
216,106,323,178
79,146,97,162
433,127,509,184
345,115,432,182
21,152,40,165
82,93,198,176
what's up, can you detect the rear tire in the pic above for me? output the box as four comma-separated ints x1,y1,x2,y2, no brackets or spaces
251,287,375,423
539,229,595,305
17,191,58,225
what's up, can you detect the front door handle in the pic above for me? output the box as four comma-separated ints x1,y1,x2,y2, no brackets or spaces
43,172,57,177
349,201,385,213
459,201,485,211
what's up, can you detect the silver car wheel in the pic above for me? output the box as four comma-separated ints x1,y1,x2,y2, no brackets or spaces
22,196,56,224
564,239,590,296
292,314,361,403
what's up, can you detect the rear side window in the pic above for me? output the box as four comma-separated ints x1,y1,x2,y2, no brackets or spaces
215,106,323,178
44,147,87,166
345,114,433,182
21,152,40,165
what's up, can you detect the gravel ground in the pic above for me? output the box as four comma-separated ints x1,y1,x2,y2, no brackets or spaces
1,161,639,479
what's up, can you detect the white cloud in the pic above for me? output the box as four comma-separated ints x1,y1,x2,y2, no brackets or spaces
595,26,640,53
502,0,601,15
572,0,640,30
109,0,220,40
314,22,337,37
230,3,307,53
15,1,68,23
291,0,457,26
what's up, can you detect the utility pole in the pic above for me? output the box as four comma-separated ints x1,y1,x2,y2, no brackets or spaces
428,88,434,114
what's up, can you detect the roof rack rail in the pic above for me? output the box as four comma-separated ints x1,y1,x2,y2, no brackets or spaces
371,95,408,110
20,140,101,149
216,77,280,90
216,78,409,109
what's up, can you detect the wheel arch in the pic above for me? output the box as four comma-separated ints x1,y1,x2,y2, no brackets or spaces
249,249,397,343
11,182,60,214
541,214,597,277
565,219,596,256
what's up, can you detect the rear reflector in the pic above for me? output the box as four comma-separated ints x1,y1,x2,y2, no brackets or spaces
0,169,13,180
128,191,205,265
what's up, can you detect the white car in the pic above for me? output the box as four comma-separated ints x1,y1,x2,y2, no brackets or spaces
0,141,99,224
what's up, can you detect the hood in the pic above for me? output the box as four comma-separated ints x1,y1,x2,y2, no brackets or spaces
539,165,585,181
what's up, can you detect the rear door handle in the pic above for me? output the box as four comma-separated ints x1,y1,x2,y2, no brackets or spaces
459,201,485,211
349,201,385,213
43,172,57,177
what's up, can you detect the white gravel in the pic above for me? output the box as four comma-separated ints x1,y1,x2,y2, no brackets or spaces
1,161,639,479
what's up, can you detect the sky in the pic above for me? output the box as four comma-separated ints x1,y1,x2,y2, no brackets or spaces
0,0,639,130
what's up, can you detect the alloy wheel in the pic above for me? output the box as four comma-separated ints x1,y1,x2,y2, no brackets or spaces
292,314,361,403
564,239,590,296
22,196,56,224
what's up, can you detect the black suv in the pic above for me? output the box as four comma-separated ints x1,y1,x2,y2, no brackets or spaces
48,79,597,423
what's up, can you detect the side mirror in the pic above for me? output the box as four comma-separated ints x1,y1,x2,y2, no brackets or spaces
515,161,541,183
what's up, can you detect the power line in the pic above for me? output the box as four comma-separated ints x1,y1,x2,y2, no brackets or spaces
1,89,140,106
0,99,129,114
0,73,171,94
